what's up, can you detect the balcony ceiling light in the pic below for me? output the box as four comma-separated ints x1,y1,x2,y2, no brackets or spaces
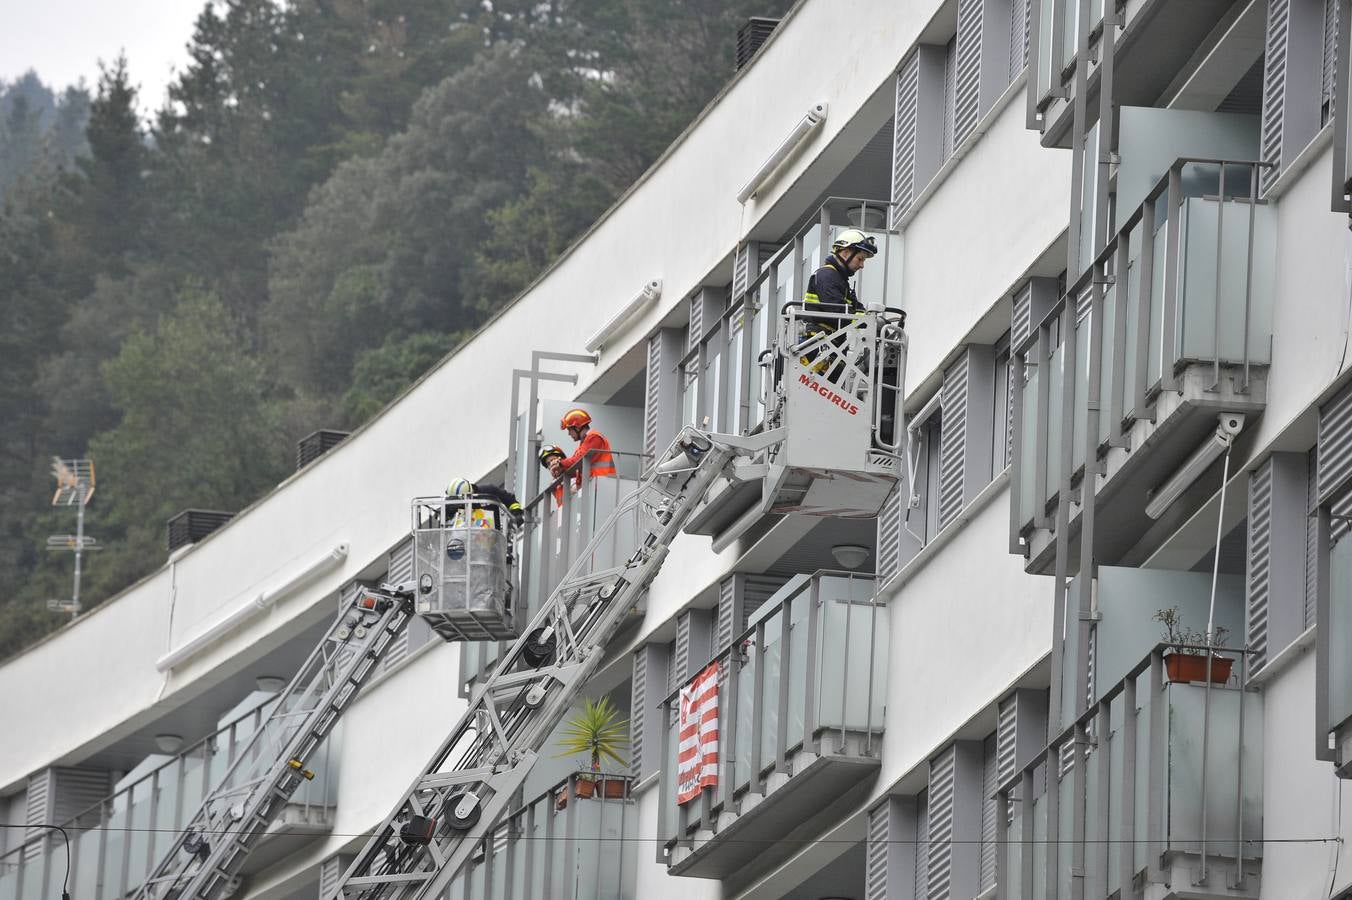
256,675,287,693
831,544,871,570
154,734,185,753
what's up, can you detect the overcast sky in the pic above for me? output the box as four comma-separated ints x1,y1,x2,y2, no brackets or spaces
0,0,202,109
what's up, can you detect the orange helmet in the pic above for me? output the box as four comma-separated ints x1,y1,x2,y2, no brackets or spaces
560,408,592,429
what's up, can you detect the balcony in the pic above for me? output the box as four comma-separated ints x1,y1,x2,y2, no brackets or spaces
460,448,647,692
1028,0,1242,149
1011,158,1275,573
446,772,638,900
657,573,886,885
683,197,900,540
996,643,1263,899
0,697,336,900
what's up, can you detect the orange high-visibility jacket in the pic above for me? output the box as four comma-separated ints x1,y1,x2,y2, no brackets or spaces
562,430,616,478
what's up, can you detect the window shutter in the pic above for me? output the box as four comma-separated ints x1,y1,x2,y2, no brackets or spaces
1011,282,1034,350
1260,0,1290,193
24,768,111,859
1010,0,1030,81
713,574,787,653
915,791,930,899
1005,346,1017,467
716,576,738,653
892,53,922,226
319,854,353,900
673,608,713,687
927,748,957,899
643,329,683,469
631,643,669,779
998,688,1050,798
878,485,903,580
1319,380,1352,503
978,733,999,891
939,357,970,529
939,347,998,529
383,541,416,671
926,743,983,900
1307,448,1319,629
867,800,891,900
954,0,984,146
942,37,958,162
1324,0,1340,121
1248,460,1274,670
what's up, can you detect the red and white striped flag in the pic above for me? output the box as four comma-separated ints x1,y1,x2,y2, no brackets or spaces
676,661,720,805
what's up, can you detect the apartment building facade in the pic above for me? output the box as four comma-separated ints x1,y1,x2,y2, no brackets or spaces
5,0,1352,898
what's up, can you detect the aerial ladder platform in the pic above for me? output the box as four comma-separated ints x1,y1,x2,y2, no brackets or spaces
133,304,905,900
329,304,907,900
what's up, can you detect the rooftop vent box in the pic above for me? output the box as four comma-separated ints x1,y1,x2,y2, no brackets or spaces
167,509,235,552
296,429,350,470
736,17,779,71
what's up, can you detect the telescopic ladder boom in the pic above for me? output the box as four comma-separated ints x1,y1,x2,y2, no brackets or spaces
132,587,417,900
329,427,778,900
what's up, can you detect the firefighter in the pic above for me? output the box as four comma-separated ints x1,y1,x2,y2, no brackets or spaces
445,478,524,528
800,229,878,375
559,409,616,480
538,444,571,507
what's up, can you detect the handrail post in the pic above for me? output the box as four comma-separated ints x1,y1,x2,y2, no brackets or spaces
1134,198,1156,422
750,620,766,793
1146,648,1166,883
1232,649,1248,888
803,578,822,754
776,595,792,773
1119,672,1137,898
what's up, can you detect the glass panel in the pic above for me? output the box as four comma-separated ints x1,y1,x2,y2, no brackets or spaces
1332,535,1352,727
1006,802,1023,900
1019,361,1039,529
1098,284,1115,446
1045,342,1064,505
1061,0,1077,71
815,578,888,732
103,801,128,899
759,613,782,770
735,646,755,790
1148,216,1167,389
151,766,180,865
73,827,102,900
124,781,154,891
785,592,809,749
1037,0,1056,99
1071,309,1090,473
1121,225,1141,422
727,310,746,435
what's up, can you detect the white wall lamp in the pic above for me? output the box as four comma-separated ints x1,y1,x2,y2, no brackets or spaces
584,279,662,353
155,543,349,672
1144,413,1245,520
831,544,871,570
736,102,829,204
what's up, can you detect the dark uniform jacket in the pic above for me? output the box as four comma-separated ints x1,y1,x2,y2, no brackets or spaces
804,255,862,331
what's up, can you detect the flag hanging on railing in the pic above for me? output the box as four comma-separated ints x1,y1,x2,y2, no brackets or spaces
676,661,720,804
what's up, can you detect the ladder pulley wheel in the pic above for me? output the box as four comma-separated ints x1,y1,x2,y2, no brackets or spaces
443,794,481,832
521,628,556,667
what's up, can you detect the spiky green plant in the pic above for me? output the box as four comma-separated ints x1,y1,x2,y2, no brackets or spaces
554,696,629,773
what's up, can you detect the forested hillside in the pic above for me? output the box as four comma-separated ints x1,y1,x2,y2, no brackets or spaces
0,0,790,659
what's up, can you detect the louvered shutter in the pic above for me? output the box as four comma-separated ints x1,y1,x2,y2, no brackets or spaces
877,485,903,580
939,357,970,528
1308,448,1319,628
1260,0,1290,192
383,541,416,671
631,648,649,779
643,333,664,465
1011,283,1034,349
1248,460,1274,670
673,608,712,687
643,329,683,472
942,37,957,162
674,615,691,687
1005,347,1016,466
319,854,353,900
927,747,958,900
716,576,738,652
714,574,788,652
915,792,930,899
1010,0,1030,80
892,54,921,226
996,696,1019,807
866,801,891,900
23,772,51,860
978,733,999,891
1320,381,1352,503
734,243,752,298
24,768,112,859
1325,0,1340,122
954,0,984,146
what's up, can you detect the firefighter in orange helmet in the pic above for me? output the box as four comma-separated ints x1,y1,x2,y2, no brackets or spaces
558,408,616,480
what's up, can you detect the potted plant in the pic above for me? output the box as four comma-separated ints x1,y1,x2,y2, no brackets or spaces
1152,606,1233,684
554,696,629,808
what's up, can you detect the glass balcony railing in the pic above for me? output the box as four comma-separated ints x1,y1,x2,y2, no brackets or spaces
714,198,899,437
0,695,337,900
996,644,1262,899
1011,158,1275,536
461,448,648,686
447,772,637,900
656,573,886,869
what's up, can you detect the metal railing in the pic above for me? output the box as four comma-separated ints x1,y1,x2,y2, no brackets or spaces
460,448,649,687
655,572,886,856
0,694,337,900
689,198,896,439
1010,157,1275,535
994,643,1261,899
449,772,637,900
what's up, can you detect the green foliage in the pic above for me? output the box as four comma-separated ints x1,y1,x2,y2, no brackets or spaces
0,0,794,659
343,331,466,423
554,696,629,773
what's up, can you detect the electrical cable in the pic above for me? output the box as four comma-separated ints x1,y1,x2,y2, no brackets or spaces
0,824,69,900
1330,778,1345,899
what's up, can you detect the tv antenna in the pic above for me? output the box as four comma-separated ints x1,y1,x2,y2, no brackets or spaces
46,457,99,618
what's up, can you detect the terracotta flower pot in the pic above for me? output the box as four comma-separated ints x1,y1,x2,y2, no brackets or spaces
555,777,627,809
1163,652,1233,684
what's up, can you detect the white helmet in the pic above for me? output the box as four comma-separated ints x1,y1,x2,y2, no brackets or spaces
446,478,474,498
831,229,878,257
